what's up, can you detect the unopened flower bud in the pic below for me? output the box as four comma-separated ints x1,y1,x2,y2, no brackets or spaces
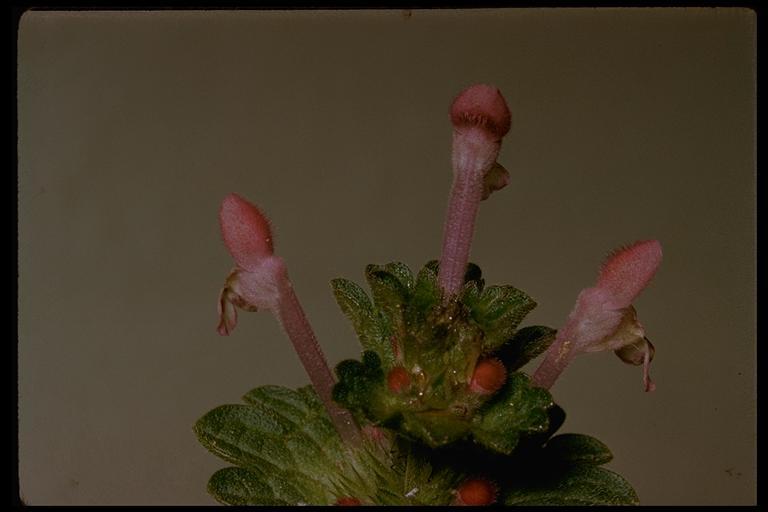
453,477,498,506
469,358,507,395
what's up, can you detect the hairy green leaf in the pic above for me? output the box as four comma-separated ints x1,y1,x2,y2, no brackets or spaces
332,351,388,418
196,385,467,505
194,386,351,505
365,264,409,356
383,262,415,291
207,467,284,506
365,265,409,309
331,278,393,366
471,285,537,350
411,263,441,316
504,464,639,505
496,325,557,371
544,433,613,466
400,410,472,448
471,372,553,455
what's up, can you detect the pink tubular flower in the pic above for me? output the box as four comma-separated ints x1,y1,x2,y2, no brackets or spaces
216,194,280,335
438,84,512,297
532,240,663,392
216,193,361,445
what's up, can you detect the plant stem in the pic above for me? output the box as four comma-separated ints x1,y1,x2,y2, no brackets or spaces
275,278,362,446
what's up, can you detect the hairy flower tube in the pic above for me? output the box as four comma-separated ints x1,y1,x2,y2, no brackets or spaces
216,193,361,445
438,84,512,297
532,240,663,392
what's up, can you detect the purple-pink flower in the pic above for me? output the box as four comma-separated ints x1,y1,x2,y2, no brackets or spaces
438,84,512,297
216,193,283,335
216,193,361,444
532,240,663,392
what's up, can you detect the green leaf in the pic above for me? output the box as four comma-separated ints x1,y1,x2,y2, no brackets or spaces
243,384,315,422
383,438,463,505
471,372,553,455
331,278,393,366
496,325,557,371
504,464,639,505
466,285,537,351
411,263,441,316
383,261,415,291
332,351,387,418
543,433,613,466
400,410,472,448
366,264,410,311
194,385,349,505
525,402,567,448
197,385,467,506
207,467,284,506
365,264,409,355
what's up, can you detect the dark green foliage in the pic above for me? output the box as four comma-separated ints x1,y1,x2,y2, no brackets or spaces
332,351,388,420
462,284,538,351
195,383,638,506
543,434,614,466
471,373,553,454
496,325,558,371
331,278,393,366
196,260,641,506
330,261,550,452
504,465,639,505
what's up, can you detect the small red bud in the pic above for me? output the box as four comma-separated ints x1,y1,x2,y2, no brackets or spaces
387,367,411,394
469,358,507,395
334,496,361,506
454,477,498,506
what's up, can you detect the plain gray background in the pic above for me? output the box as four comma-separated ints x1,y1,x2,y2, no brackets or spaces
18,8,755,505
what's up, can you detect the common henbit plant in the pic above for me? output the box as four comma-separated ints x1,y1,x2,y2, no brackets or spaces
194,84,663,506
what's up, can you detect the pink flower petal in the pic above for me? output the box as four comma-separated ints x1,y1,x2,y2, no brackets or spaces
615,334,657,392
229,258,285,312
567,287,626,353
596,240,663,309
450,84,511,140
643,347,657,392
219,193,274,272
215,264,281,336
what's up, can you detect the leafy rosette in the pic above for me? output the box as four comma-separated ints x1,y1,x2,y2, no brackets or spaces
331,261,559,454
